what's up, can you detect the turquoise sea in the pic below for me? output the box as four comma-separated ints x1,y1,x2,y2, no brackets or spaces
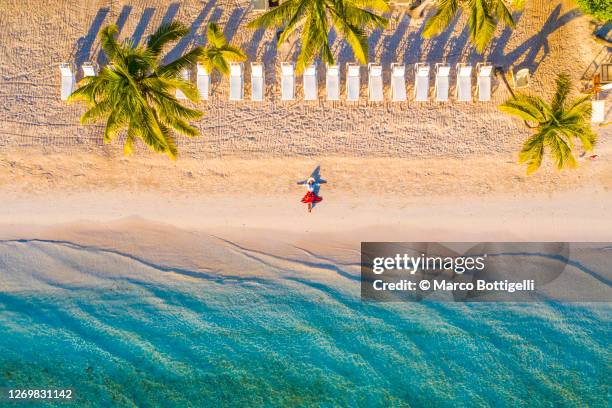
0,240,609,407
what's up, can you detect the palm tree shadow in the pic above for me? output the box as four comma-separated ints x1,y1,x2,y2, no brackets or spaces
490,5,580,72
161,2,180,26
223,7,247,42
403,15,428,64
424,12,460,64
245,28,266,59
75,7,109,68
163,0,217,64
131,7,155,46
382,13,410,64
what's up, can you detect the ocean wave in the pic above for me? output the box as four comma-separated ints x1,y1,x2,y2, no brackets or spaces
0,241,609,407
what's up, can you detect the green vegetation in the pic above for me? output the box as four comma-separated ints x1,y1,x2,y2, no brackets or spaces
576,0,612,21
248,0,389,73
199,22,247,76
499,73,597,174
423,0,524,53
69,22,204,158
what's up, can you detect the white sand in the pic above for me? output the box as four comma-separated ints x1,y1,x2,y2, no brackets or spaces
0,0,610,250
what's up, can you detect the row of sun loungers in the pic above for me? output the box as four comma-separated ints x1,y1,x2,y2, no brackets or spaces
194,62,496,102
59,61,494,102
59,62,608,122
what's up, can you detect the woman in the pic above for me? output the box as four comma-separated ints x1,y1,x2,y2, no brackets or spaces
299,177,324,213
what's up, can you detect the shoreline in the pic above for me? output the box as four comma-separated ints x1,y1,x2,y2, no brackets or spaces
1,188,611,242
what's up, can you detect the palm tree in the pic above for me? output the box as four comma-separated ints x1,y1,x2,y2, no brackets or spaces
422,0,523,53
248,0,389,73
199,22,247,76
499,73,597,174
69,22,204,159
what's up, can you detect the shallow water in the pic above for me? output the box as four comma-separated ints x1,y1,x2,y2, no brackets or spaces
0,241,609,407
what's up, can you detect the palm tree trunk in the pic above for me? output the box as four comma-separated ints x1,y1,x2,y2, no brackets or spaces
494,66,516,98
495,66,538,129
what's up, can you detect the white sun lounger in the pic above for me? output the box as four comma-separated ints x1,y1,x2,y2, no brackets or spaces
346,63,360,101
456,63,472,102
591,100,605,123
390,64,406,102
229,62,244,101
59,63,75,101
82,62,97,77
196,63,209,101
414,63,430,102
281,62,295,101
176,68,190,100
477,64,493,102
368,64,383,102
303,64,317,101
326,65,340,101
512,68,530,89
251,63,264,101
434,63,450,102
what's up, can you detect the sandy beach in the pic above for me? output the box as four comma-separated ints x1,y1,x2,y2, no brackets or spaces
0,0,610,242
1,2,612,406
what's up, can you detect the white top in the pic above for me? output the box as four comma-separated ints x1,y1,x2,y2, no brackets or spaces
298,178,327,191
327,65,340,75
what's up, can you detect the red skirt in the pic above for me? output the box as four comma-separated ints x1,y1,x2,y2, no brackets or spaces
301,191,322,204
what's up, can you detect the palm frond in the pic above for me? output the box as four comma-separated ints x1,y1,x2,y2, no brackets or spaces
518,131,545,174
343,5,389,30
103,109,128,143
469,0,497,53
490,0,516,28
80,99,113,124
247,0,301,29
545,130,576,170
158,46,205,76
276,1,310,45
498,95,546,123
551,73,571,112
423,0,459,38
503,74,597,174
221,45,247,61
347,0,390,13
206,22,227,48
200,23,246,76
100,25,123,61
331,13,368,64
296,10,331,72
147,21,189,57
69,21,205,158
